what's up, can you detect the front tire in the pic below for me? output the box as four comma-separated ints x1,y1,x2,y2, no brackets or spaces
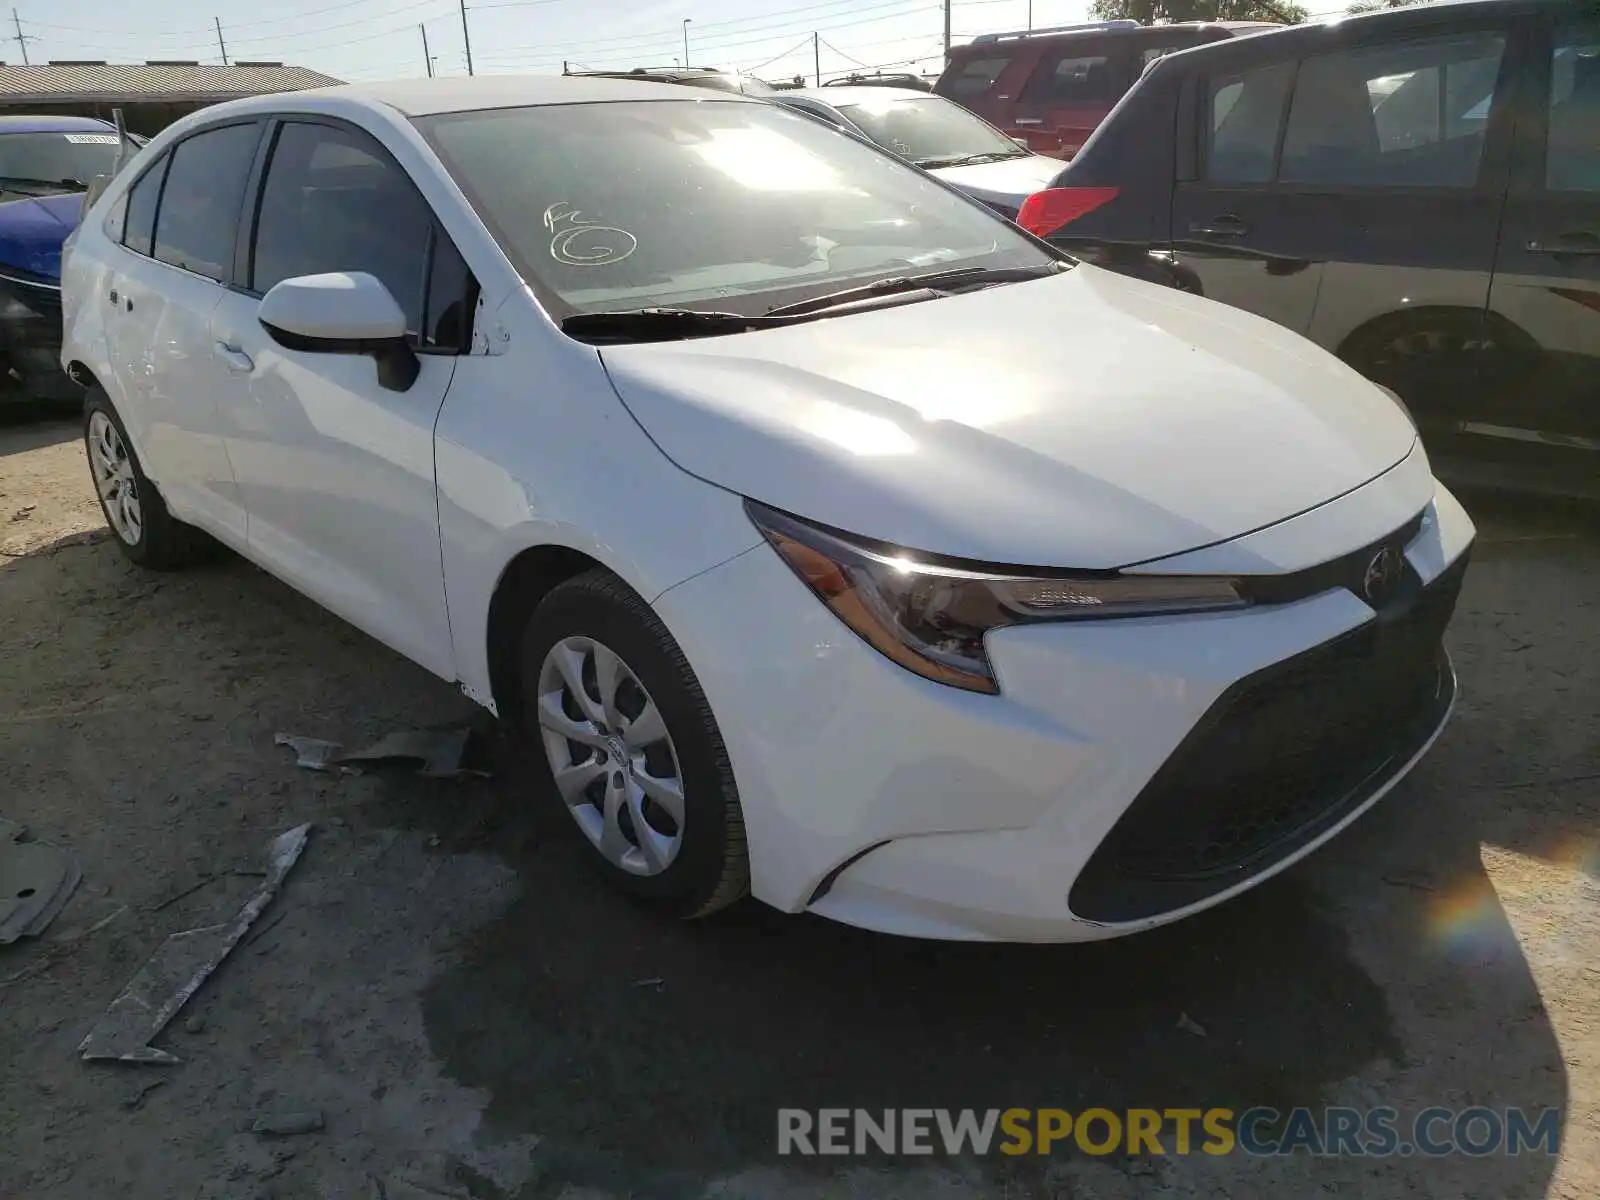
519,569,749,918
83,388,212,570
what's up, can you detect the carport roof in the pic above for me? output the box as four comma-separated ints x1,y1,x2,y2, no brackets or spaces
0,62,342,103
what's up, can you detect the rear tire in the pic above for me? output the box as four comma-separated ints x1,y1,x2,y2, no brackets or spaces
519,569,749,918
83,388,213,570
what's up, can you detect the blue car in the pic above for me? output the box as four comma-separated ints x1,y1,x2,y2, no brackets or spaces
0,114,140,401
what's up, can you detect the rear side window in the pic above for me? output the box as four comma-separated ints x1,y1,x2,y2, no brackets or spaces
1208,62,1294,184
121,152,168,257
1280,32,1506,187
151,122,261,282
1547,25,1600,191
1021,52,1124,105
941,56,1012,99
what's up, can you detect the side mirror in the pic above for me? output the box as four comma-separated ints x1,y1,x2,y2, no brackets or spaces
1011,137,1031,151
257,271,420,392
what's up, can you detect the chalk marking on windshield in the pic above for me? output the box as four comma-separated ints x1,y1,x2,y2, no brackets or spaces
543,201,637,267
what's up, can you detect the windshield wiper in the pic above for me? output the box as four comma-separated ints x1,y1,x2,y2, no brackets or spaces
763,262,1067,319
561,307,789,344
0,175,89,193
916,150,1028,168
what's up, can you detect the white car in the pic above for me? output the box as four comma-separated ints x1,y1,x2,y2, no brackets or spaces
770,85,1064,219
61,77,1475,943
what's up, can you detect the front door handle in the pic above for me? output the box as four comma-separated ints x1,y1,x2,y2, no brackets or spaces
215,341,254,373
1528,231,1600,257
1013,117,1043,126
1190,215,1250,238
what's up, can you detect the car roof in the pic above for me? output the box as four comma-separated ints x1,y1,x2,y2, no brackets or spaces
270,74,763,118
0,113,116,133
782,85,936,106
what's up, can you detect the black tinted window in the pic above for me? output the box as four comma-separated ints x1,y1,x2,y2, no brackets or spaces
1208,62,1294,184
1281,32,1505,187
151,122,260,282
251,122,433,336
423,231,475,350
1548,25,1600,191
1021,52,1123,105
942,56,1012,98
122,152,168,257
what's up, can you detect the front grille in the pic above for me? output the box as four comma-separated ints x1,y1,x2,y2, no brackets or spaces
1069,550,1469,924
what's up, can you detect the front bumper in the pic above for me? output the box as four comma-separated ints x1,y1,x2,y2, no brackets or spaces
652,467,1477,943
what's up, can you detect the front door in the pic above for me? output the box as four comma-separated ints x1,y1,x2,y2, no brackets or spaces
1479,17,1600,496
210,118,475,678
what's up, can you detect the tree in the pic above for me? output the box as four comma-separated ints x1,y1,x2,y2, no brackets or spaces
1089,0,1308,23
1346,0,1425,13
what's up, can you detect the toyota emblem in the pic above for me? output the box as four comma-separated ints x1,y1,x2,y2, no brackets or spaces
1362,546,1405,606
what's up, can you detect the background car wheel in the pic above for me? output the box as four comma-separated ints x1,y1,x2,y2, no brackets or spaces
83,388,214,570
519,569,749,918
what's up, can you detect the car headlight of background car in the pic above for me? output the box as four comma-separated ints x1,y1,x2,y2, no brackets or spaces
746,500,1249,694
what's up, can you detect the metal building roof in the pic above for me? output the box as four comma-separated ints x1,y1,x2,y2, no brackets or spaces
0,62,342,103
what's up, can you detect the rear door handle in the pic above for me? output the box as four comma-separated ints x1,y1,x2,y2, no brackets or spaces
1013,117,1043,126
215,341,254,373
1190,216,1250,238
1528,232,1600,257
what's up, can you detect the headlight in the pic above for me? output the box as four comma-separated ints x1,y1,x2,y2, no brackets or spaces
745,500,1249,695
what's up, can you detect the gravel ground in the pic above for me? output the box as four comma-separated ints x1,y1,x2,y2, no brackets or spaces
0,409,1595,1200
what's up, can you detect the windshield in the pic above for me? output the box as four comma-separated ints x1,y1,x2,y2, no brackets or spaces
834,96,1025,166
0,130,129,190
418,99,1053,319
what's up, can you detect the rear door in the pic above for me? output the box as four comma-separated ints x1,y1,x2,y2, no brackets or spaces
1008,36,1130,157
1478,16,1600,496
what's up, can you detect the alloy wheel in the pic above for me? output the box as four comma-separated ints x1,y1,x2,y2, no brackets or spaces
87,410,143,546
536,635,686,876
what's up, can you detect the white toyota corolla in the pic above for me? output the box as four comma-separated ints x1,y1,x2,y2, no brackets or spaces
61,77,1474,942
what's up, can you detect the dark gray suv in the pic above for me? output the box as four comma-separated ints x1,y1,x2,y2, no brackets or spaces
1017,0,1600,500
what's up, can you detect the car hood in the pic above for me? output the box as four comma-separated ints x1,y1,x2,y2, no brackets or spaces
928,154,1064,209
0,192,81,280
599,265,1419,569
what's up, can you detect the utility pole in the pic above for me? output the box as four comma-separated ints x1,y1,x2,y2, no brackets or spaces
215,16,229,65
1027,0,1033,29
813,31,820,86
941,0,950,62
682,18,691,67
459,0,474,76
421,23,433,77
10,8,33,65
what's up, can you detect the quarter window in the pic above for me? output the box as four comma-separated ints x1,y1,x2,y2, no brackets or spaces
1280,32,1506,187
1547,26,1600,191
151,122,261,282
1207,63,1294,184
120,152,168,256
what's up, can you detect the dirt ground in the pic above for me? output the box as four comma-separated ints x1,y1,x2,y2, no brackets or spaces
0,408,1595,1200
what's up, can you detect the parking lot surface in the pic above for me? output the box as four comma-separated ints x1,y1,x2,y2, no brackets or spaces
1,412,1595,1199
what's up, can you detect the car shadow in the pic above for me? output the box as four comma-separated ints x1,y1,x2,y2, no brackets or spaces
368,495,1588,1199
0,406,78,456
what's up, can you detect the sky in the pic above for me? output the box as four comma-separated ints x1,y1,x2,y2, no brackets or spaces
4,0,1101,84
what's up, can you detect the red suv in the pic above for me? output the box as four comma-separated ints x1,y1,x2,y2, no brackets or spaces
936,19,1281,159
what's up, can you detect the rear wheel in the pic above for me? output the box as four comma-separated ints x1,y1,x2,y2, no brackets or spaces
84,388,213,569
519,569,749,917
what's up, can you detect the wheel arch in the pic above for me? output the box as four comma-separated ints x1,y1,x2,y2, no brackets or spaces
483,542,611,723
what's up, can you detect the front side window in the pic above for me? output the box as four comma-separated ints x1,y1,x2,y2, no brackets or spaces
833,96,1026,167
1547,24,1600,191
250,121,437,336
1021,52,1122,105
1207,62,1294,184
419,100,1052,320
121,151,169,258
940,56,1013,99
1280,32,1506,187
151,122,261,282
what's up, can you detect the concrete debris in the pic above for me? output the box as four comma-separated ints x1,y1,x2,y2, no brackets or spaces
250,1109,325,1137
0,819,83,944
77,824,311,1064
275,728,490,779
1176,1012,1207,1038
121,1077,166,1110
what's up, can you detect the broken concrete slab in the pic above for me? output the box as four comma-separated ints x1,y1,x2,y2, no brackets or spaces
0,819,83,944
77,824,311,1064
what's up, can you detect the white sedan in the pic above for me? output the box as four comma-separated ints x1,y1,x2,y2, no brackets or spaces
61,77,1474,942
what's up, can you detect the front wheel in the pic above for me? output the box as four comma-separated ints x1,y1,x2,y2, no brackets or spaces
519,569,749,918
